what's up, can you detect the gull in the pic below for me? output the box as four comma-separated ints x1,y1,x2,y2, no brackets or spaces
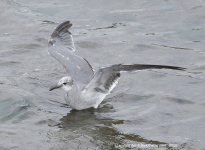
48,21,185,110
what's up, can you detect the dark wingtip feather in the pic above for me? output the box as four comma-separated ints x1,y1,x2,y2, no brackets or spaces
50,20,73,39
112,64,186,72
147,65,186,71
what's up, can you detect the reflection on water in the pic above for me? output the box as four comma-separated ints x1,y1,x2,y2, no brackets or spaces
57,108,172,149
0,0,205,149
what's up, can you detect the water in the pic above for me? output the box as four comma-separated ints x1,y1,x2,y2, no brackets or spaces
0,0,205,149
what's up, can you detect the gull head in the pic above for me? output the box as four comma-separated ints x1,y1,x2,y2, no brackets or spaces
49,76,73,92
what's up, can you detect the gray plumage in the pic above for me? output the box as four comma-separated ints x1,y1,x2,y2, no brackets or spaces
48,21,185,110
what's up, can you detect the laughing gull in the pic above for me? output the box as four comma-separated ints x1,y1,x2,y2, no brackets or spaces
48,21,185,110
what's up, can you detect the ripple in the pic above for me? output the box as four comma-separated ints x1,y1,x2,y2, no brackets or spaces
11,44,42,50
0,61,21,66
0,91,30,121
166,97,195,105
152,43,193,50
40,20,57,24
88,23,126,30
76,41,103,49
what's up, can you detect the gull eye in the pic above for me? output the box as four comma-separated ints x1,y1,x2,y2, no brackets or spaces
63,83,67,85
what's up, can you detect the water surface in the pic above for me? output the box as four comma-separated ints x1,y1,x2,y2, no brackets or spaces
0,0,205,149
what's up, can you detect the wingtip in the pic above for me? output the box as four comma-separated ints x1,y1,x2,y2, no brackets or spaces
179,67,186,71
172,66,186,71
50,20,73,39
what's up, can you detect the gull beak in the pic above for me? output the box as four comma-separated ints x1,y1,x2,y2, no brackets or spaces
49,84,62,91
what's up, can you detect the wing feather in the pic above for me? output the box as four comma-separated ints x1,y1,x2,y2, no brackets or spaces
83,64,185,93
48,21,94,91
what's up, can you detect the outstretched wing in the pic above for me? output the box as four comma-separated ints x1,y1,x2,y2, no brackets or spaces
48,21,94,91
83,63,185,94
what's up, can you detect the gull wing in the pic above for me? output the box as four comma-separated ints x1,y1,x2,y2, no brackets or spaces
83,64,185,94
48,21,94,91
